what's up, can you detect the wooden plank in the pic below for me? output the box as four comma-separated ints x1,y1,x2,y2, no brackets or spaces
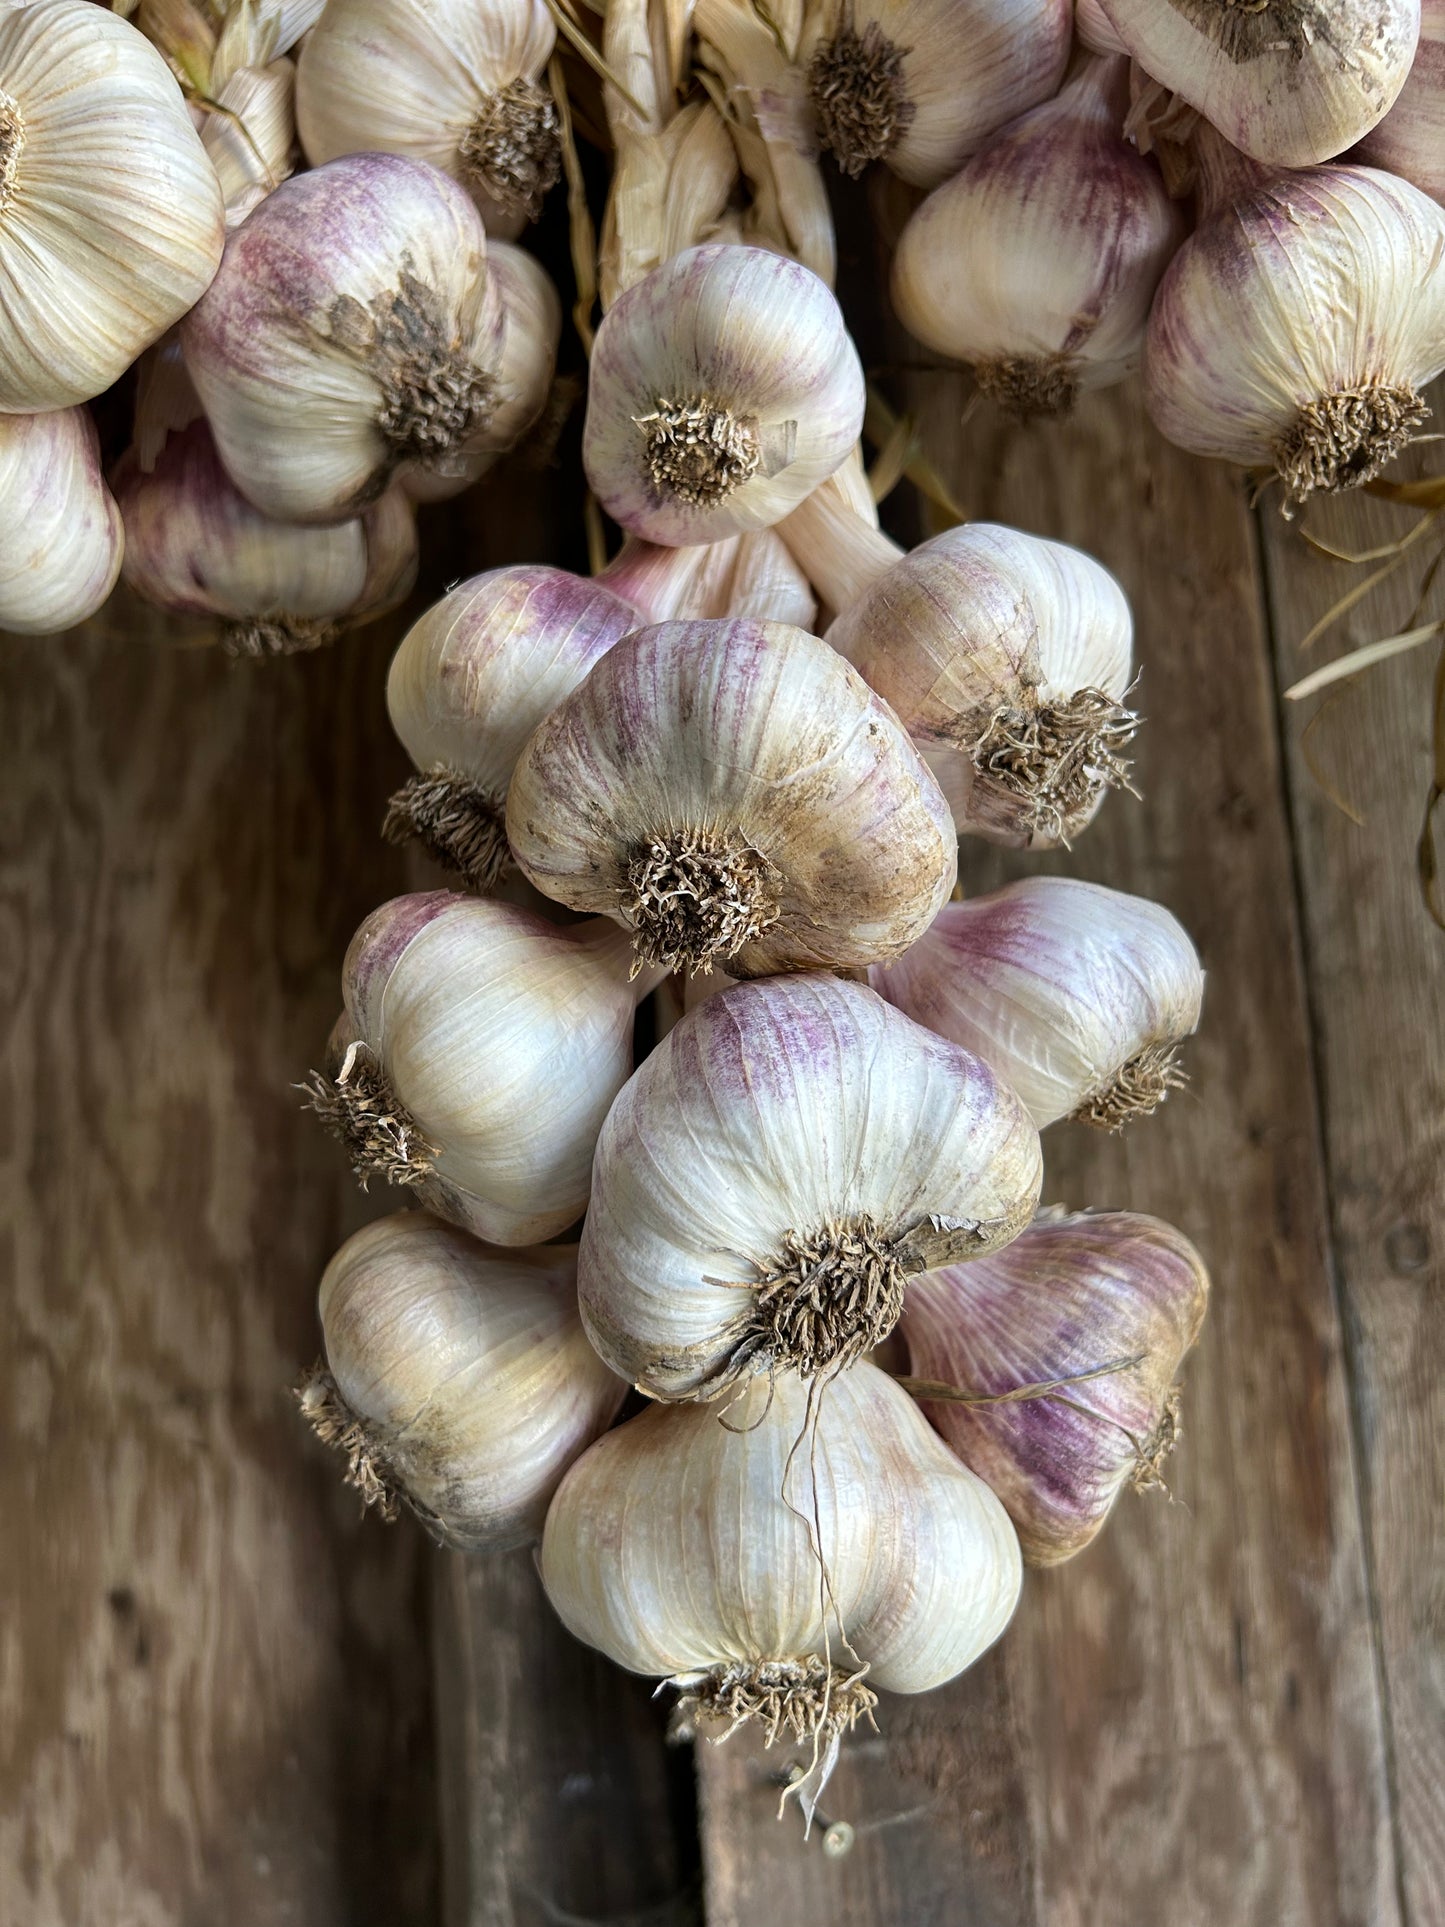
697,377,1399,1923
1256,392,1445,1927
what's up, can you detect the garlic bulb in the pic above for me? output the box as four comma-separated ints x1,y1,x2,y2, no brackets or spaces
1359,0,1445,203
583,244,866,547
181,152,506,524
304,893,662,1246
597,530,818,630
1097,0,1419,167
578,975,1043,1400
506,617,958,977
296,0,559,236
541,1361,1022,1780
891,56,1187,417
803,0,1071,188
0,0,226,412
300,1212,624,1551
1143,146,1445,504
200,57,297,227
384,567,639,889
825,523,1136,848
900,1208,1209,1563
114,419,418,655
0,408,123,636
872,877,1204,1130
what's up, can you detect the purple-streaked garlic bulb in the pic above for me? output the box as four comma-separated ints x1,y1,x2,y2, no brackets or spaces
1358,0,1445,203
578,975,1043,1400
383,566,639,889
300,1212,624,1551
505,617,958,977
597,529,817,631
871,878,1204,1131
900,1208,1209,1563
0,408,123,635
113,419,417,656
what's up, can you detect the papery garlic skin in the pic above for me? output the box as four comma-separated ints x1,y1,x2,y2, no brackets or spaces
506,618,958,978
1075,0,1128,55
0,0,226,412
872,878,1204,1130
803,0,1071,188
304,1212,624,1552
297,0,559,236
1358,0,1445,203
114,419,417,655
578,975,1044,1400
541,1362,1022,1749
384,567,639,888
901,1209,1209,1564
597,530,818,631
583,245,866,547
200,57,297,227
182,152,505,525
0,408,123,636
1099,0,1418,167
826,524,1135,848
1143,162,1445,504
307,893,659,1246
891,56,1187,416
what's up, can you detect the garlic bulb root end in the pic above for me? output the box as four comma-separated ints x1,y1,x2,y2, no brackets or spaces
1070,1040,1187,1132
0,92,21,212
622,829,781,973
296,1361,400,1521
1131,1381,1183,1494
676,1657,879,1753
332,269,495,468
975,354,1079,421
383,768,511,893
973,685,1140,844
300,1041,438,1188
637,397,762,509
1273,383,1430,506
460,78,562,222
746,1215,912,1378
808,22,916,178
223,615,343,658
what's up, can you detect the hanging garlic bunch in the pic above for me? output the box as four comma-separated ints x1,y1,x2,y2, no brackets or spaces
383,566,639,889
506,617,958,977
0,409,123,636
113,419,417,656
891,55,1187,417
578,975,1042,1400
1143,133,1445,505
0,0,225,412
1359,0,1445,203
583,244,866,547
900,1208,1209,1564
824,523,1137,848
296,0,559,238
802,0,1071,188
304,894,662,1246
1097,0,1419,167
181,152,506,524
597,530,818,631
872,877,1204,1130
300,1212,624,1551
541,1362,1022,1793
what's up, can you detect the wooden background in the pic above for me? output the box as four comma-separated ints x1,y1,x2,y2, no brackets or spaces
4,194,1442,1923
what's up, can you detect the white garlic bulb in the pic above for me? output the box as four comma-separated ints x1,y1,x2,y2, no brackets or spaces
301,1211,624,1552
1359,0,1445,203
583,244,866,547
296,0,559,236
803,0,1071,188
114,419,418,655
305,893,663,1246
200,57,298,228
506,617,959,977
825,523,1136,848
384,566,640,889
1098,0,1419,167
1143,145,1445,504
541,1362,1022,1780
181,152,506,524
872,878,1204,1130
0,0,226,412
0,408,123,636
891,56,1187,417
900,1208,1209,1563
578,975,1043,1400
597,530,818,631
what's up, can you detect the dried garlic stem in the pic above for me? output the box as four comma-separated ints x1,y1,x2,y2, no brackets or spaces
974,354,1080,421
679,1657,878,1751
1274,382,1430,504
636,396,761,508
296,1362,400,1520
222,615,342,658
460,77,562,221
383,767,511,893
972,686,1140,843
621,828,780,973
1071,1041,1188,1132
808,20,915,178
300,1040,438,1188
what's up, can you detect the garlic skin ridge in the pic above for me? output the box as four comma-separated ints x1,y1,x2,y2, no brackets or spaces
900,1208,1209,1564
541,1362,1023,1758
577,974,1044,1401
505,617,959,979
870,877,1204,1131
0,408,123,636
1358,0,1445,204
302,1212,625,1553
0,0,226,412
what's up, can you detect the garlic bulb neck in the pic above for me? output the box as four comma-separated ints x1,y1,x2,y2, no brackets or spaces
973,685,1139,844
0,94,21,212
459,77,561,220
1275,382,1431,500
1071,1038,1187,1129
297,1362,403,1521
622,828,781,972
301,1039,438,1190
974,353,1078,419
364,270,496,463
383,768,510,893
809,19,916,178
637,396,762,509
748,1215,912,1376
224,614,343,659
679,1657,879,1750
